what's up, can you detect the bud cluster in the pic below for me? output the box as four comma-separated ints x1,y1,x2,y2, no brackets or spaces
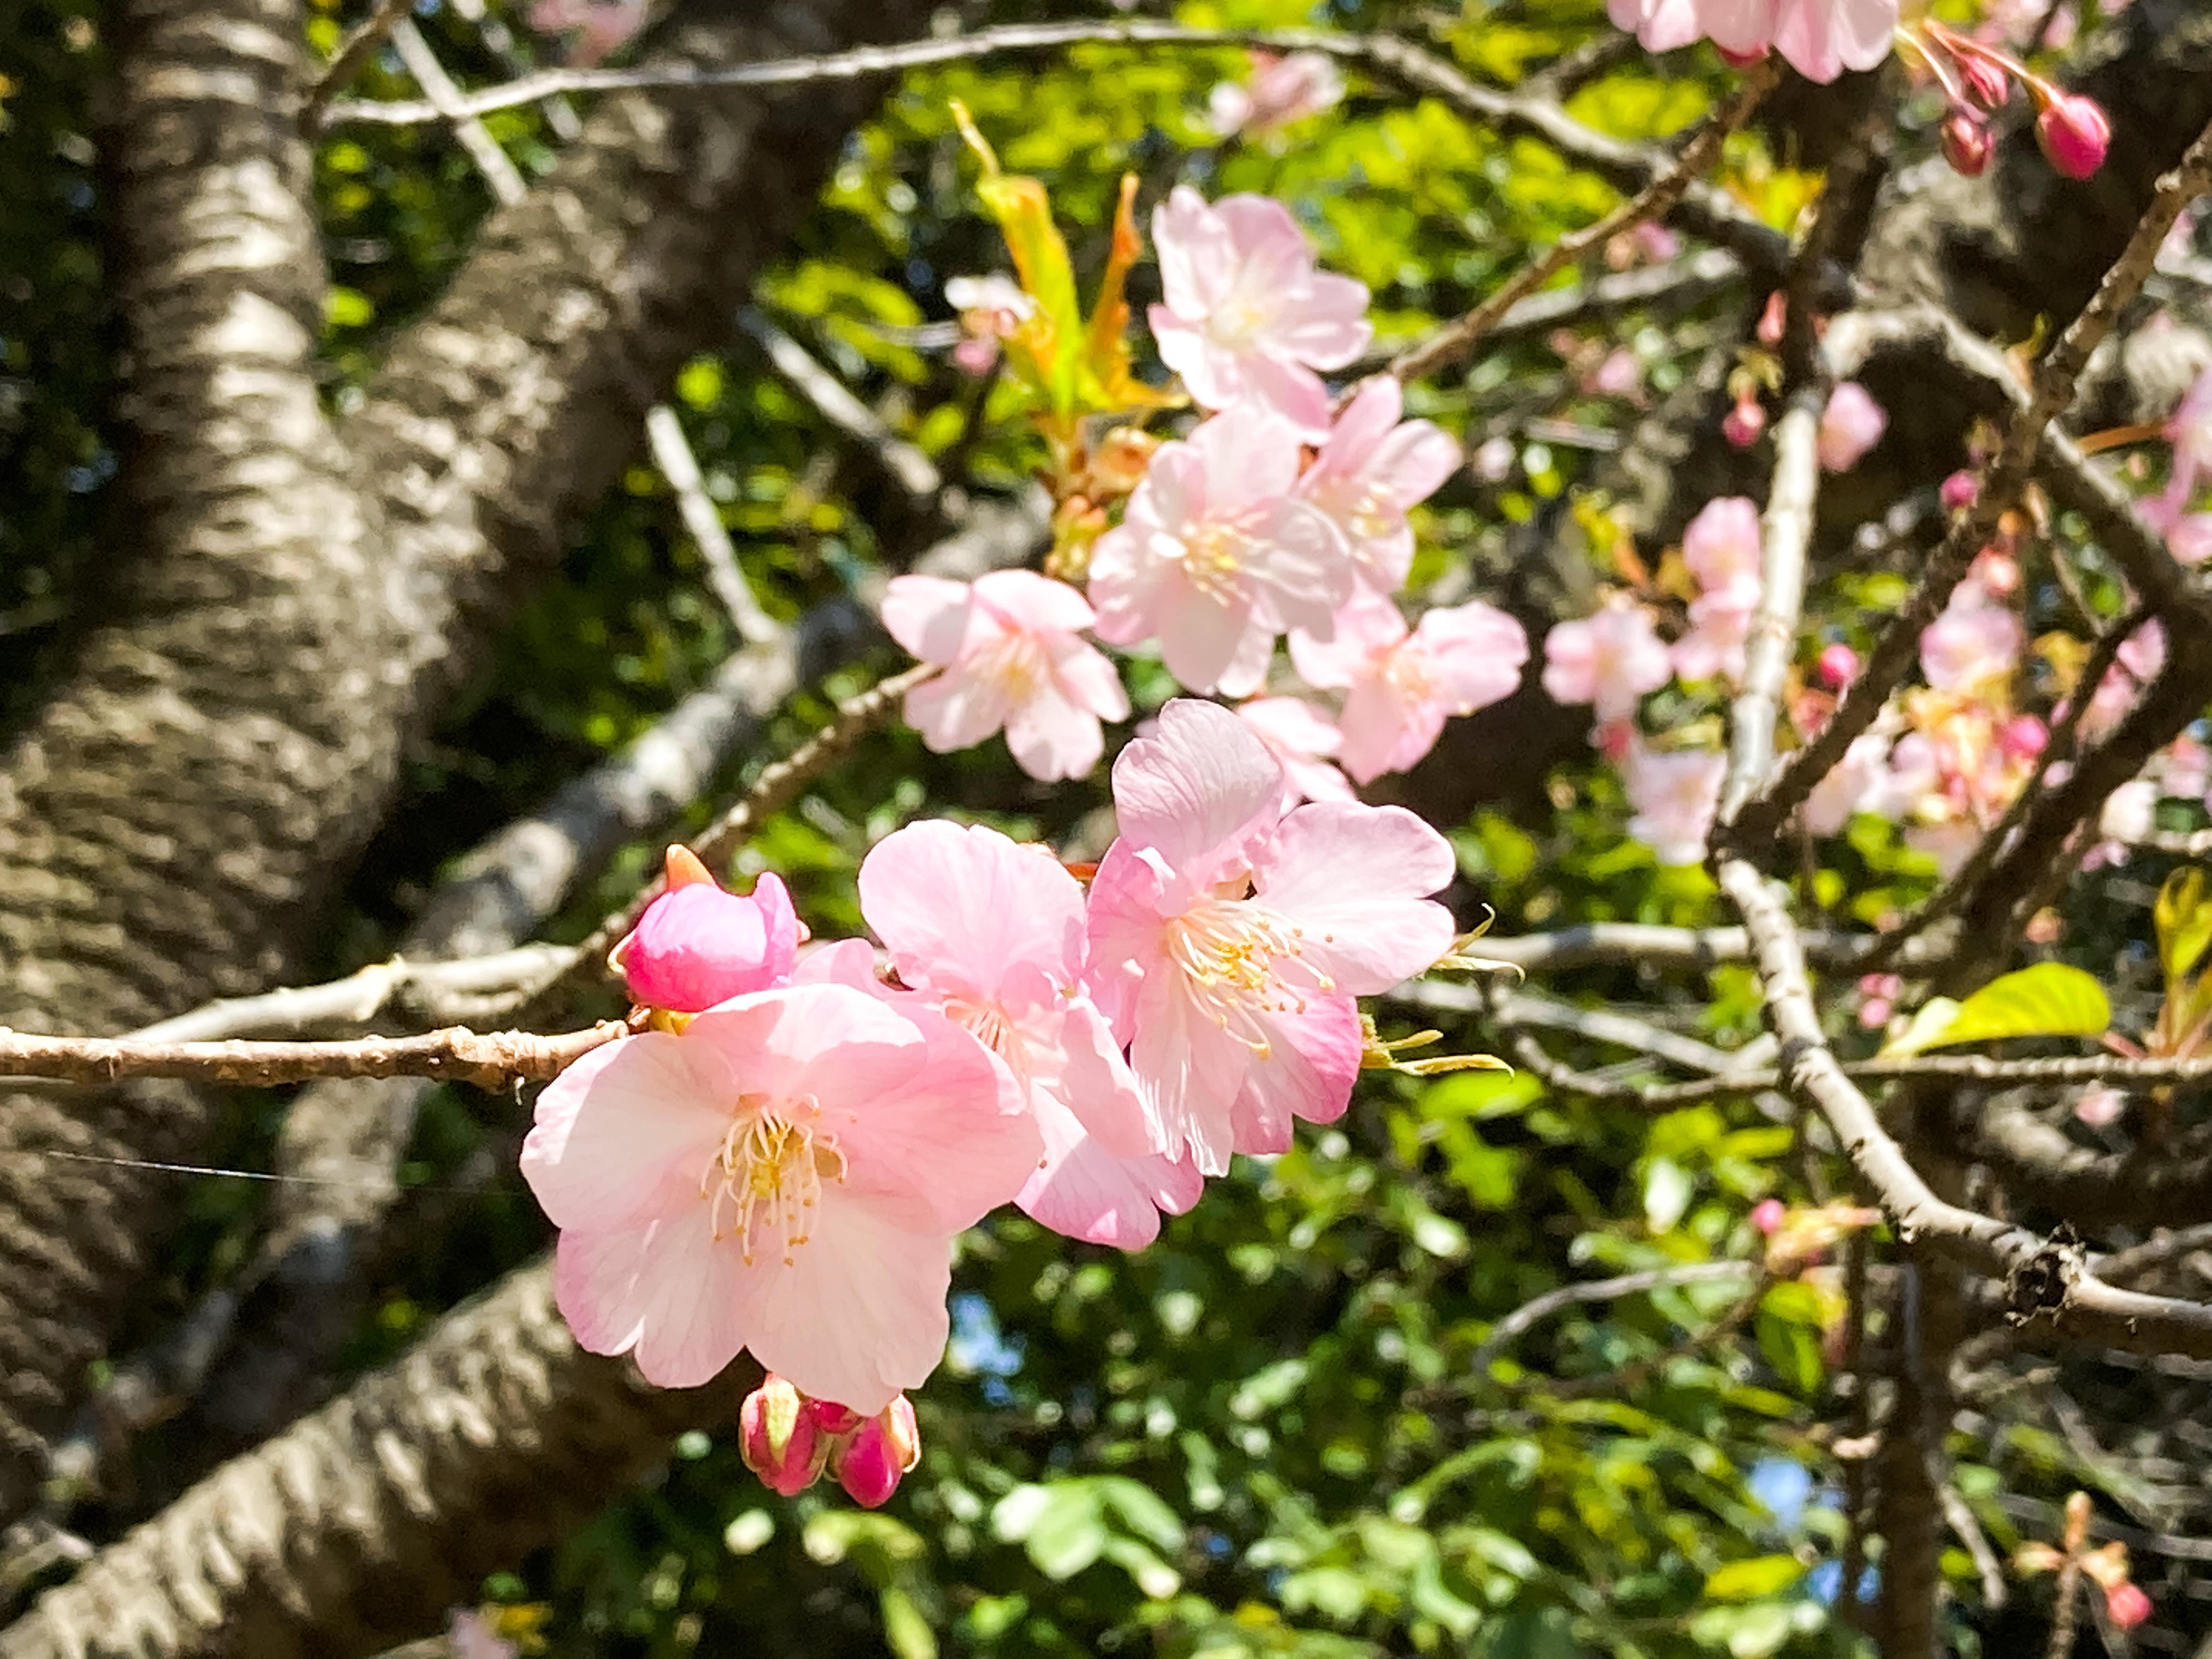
740,1375,922,1509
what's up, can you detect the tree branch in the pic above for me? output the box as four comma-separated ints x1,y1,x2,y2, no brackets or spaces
0,1024,620,1091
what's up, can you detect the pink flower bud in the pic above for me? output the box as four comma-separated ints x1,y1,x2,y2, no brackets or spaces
1818,383,1888,472
1723,391,1766,449
740,1375,828,1498
2106,1581,2152,1629
1942,109,1995,178
1756,291,1787,348
612,850,800,1012
804,1398,862,1437
831,1396,921,1509
1816,642,1860,689
2036,93,2111,180
1716,43,1768,69
1940,470,1980,512
1857,997,1893,1030
1751,1198,1787,1235
1959,56,2012,112
1999,714,2049,763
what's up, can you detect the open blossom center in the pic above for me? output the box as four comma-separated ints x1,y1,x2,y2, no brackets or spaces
941,995,1031,1084
1166,897,1336,1052
703,1093,847,1266
1180,519,1255,601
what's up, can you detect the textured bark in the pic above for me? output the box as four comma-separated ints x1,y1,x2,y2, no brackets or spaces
0,0,929,1524
0,1260,752,1659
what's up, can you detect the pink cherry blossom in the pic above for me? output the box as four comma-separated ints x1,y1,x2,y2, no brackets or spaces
851,821,1198,1250
1148,186,1372,436
1088,403,1355,697
1290,592,1528,783
2083,618,2166,740
2162,362,2212,519
1542,595,1674,721
1608,0,1898,83
2074,1085,2128,1129
1682,496,1764,599
1817,381,1888,471
944,273,1036,376
612,848,799,1013
1209,50,1345,138
1803,731,1895,834
1237,697,1356,809
883,569,1129,781
1622,741,1725,866
2163,733,2211,803
521,983,1040,1411
1294,377,1460,594
1085,700,1457,1175
1918,596,2022,691
1672,589,1756,684
831,1395,921,1509
527,0,644,65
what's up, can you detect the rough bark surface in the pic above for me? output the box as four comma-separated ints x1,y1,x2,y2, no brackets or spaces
0,0,929,1524
0,1261,751,1659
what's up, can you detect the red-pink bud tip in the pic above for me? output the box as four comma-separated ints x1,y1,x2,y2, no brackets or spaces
618,870,800,1012
1939,470,1980,512
1723,392,1766,449
740,1376,828,1498
2107,1582,2152,1630
1959,56,2011,113
1815,642,1860,690
1999,714,2049,763
1940,108,1994,178
1750,1199,1787,1235
2036,93,2111,180
831,1397,921,1509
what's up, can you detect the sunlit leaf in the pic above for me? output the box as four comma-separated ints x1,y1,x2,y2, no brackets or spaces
1880,963,2111,1056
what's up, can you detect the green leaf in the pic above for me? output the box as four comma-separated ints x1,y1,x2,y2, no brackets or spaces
1880,963,2111,1056
879,1587,938,1659
2156,867,2212,1039
1703,1555,1804,1602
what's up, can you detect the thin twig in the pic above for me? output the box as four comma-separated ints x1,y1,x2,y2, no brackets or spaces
0,1023,623,1091
301,0,419,127
1727,115,2212,847
1386,59,1777,390
121,947,574,1046
1461,1262,1762,1377
644,405,781,644
317,21,1802,280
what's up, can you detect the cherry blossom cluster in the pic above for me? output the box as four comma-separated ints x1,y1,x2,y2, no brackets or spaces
922,185,1527,794
518,704,1459,1504
1536,388,1887,867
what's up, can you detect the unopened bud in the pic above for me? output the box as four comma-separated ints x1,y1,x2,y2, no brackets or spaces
1999,714,2048,763
1939,470,1980,512
1815,642,1859,689
1941,108,1994,178
1959,55,2011,112
831,1396,921,1509
1750,1198,1787,1235
2036,93,2111,180
740,1376,828,1498
2107,1582,2152,1629
1723,390,1766,449
613,854,800,1012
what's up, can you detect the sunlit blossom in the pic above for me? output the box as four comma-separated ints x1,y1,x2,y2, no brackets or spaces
1290,592,1528,782
1088,403,1355,697
883,569,1130,781
1209,50,1345,138
521,984,1039,1410
1622,741,1726,866
1148,185,1372,436
1294,377,1460,595
843,821,1198,1251
1607,0,1898,83
1542,595,1674,721
1085,700,1457,1175
1235,697,1356,809
1817,381,1888,471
